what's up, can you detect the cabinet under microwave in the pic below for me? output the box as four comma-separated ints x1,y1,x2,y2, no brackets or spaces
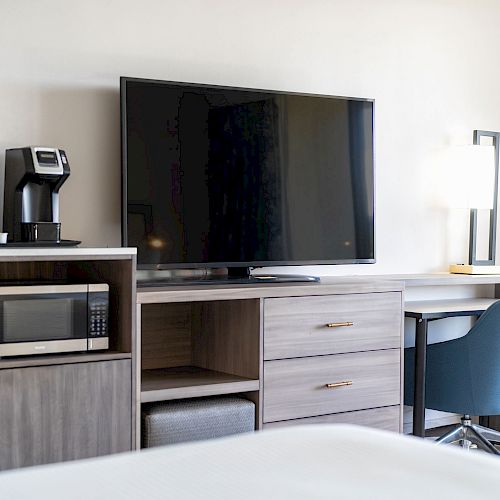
0,284,109,357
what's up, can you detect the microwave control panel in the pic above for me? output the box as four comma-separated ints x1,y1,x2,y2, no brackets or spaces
88,287,109,337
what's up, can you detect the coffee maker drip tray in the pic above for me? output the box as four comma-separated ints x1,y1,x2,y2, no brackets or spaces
22,222,61,242
1,239,81,247
16,222,80,247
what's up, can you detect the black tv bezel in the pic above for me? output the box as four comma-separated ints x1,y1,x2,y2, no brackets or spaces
120,76,376,271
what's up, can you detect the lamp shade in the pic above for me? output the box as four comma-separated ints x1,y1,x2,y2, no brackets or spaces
448,145,495,209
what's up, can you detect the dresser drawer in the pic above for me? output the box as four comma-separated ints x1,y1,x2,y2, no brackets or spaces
263,349,400,423
264,292,401,360
263,405,400,432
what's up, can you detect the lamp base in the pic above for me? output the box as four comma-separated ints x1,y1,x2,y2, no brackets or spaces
449,264,500,275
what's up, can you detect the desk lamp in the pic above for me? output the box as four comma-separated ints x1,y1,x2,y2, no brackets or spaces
449,130,500,274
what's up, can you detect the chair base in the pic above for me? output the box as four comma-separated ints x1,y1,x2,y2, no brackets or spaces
435,415,500,455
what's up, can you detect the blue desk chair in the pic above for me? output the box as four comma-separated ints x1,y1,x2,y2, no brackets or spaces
405,300,500,454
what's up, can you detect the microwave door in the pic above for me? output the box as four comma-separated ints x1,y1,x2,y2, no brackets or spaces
0,289,88,356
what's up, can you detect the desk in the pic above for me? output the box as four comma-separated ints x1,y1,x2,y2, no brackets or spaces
405,298,499,437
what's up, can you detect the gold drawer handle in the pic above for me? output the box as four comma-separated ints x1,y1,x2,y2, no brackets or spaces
325,322,353,328
325,381,353,389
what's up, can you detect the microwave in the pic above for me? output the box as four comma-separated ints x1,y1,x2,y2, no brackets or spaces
0,284,109,357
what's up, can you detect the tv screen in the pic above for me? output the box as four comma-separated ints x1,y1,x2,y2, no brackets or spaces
121,77,375,270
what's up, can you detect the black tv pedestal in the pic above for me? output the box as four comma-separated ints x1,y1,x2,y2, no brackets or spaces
137,267,320,287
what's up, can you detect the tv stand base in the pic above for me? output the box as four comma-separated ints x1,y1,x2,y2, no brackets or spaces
137,268,320,287
249,274,320,283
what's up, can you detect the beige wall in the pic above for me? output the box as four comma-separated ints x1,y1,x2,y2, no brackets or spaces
1,0,500,273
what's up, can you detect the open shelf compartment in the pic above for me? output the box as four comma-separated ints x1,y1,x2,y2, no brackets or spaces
141,366,259,403
140,299,262,403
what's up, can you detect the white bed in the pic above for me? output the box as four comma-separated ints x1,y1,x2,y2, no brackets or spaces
1,424,500,499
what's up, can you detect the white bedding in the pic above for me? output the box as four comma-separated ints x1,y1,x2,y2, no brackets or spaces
1,424,500,499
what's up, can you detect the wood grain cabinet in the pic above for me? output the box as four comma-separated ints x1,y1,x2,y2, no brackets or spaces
0,360,132,470
136,281,404,447
0,249,137,471
264,293,402,359
262,292,403,430
264,350,400,422
0,254,404,468
264,406,400,431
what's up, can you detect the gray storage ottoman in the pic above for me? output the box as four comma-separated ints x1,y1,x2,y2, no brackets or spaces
142,396,255,448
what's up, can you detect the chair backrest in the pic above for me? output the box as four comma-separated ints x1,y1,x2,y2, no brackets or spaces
405,299,500,415
461,300,500,414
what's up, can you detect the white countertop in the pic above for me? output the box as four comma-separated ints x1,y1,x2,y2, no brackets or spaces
135,272,500,302
137,277,405,303
0,250,497,285
315,273,500,287
405,297,499,314
378,273,500,286
0,247,136,261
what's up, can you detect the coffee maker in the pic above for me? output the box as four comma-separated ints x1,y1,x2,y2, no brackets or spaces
3,147,72,243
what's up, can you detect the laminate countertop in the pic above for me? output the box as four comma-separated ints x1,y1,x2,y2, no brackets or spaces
0,247,136,261
137,277,405,303
136,272,500,303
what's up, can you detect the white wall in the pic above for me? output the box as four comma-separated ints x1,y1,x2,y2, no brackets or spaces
1,0,500,274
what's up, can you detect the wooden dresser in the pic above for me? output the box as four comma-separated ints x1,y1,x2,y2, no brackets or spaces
0,248,137,471
262,292,402,429
137,278,404,446
0,264,403,469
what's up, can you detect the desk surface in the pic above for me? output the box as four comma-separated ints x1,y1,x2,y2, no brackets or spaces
405,298,498,319
370,273,500,287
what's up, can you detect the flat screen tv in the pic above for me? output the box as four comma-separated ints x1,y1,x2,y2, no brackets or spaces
121,77,375,282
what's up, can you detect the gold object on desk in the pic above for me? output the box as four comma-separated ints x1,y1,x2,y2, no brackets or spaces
449,264,500,275
325,321,353,328
325,381,353,389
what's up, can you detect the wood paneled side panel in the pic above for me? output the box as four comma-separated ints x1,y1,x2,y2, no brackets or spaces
67,258,136,446
67,259,135,354
263,349,400,423
240,391,261,430
264,405,401,432
141,303,192,370
135,304,142,450
0,360,132,471
264,292,402,360
192,299,260,379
